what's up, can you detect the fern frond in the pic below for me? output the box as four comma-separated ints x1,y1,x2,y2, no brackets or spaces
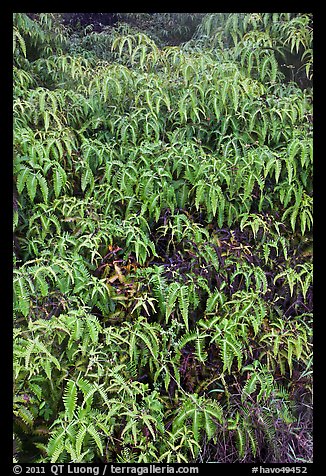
87,424,104,455
63,380,78,420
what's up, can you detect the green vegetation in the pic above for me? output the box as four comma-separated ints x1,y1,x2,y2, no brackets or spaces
13,13,313,463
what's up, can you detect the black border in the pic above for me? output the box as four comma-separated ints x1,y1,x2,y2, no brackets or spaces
7,4,320,473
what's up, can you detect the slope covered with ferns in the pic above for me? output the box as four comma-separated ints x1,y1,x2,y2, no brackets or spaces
13,13,313,463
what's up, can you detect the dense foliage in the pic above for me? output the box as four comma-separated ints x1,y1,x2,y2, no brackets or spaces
13,12,313,463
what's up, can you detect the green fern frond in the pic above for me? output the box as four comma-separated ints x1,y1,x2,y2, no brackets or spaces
87,424,104,455
63,380,78,420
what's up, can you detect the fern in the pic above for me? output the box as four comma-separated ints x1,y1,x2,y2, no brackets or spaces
13,272,31,317
53,163,67,197
172,394,222,447
63,380,78,420
85,316,101,344
87,424,104,455
242,361,273,402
